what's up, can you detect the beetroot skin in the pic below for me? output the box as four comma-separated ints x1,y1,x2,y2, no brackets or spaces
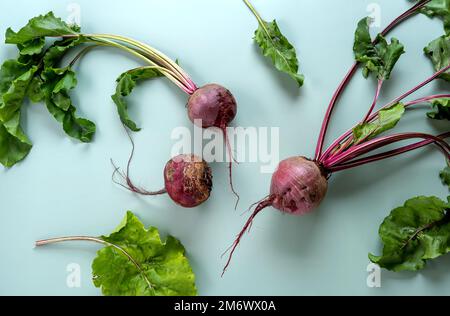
164,154,213,208
187,84,237,129
187,84,239,203
222,156,329,275
271,157,328,215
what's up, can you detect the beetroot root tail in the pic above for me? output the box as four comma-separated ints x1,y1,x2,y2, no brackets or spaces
222,126,240,209
111,125,167,196
221,196,275,276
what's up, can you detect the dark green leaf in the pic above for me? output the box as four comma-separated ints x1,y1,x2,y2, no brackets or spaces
26,76,45,103
353,103,405,143
421,0,450,34
43,37,86,68
45,98,95,143
42,67,95,142
441,165,450,188
92,211,197,296
0,66,37,122
18,37,46,56
0,112,32,167
254,19,304,86
0,57,39,167
354,17,405,80
424,35,450,81
369,196,450,272
0,59,31,94
5,12,78,45
111,67,163,131
427,98,450,119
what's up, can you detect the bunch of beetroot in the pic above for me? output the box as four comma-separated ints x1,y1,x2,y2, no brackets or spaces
222,0,450,274
0,12,240,208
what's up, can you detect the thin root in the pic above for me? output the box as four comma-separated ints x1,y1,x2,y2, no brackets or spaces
221,195,275,277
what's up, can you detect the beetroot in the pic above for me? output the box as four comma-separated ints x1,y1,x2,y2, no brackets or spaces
164,155,213,208
188,84,237,129
221,157,329,275
112,130,213,208
188,84,240,204
270,157,328,215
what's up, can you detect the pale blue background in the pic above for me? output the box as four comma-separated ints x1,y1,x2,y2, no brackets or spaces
0,0,449,296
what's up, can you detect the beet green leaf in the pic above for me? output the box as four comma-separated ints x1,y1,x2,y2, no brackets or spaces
92,211,197,296
354,17,405,80
112,67,163,131
370,196,450,271
352,103,405,143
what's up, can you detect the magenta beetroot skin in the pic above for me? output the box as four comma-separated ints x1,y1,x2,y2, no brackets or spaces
188,84,239,202
113,154,212,208
270,157,328,215
187,84,237,129
164,155,213,208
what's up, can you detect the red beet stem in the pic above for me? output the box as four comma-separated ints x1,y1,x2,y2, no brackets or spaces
222,196,275,276
321,63,450,163
329,132,450,172
324,133,450,167
314,0,431,160
363,79,383,123
111,125,167,196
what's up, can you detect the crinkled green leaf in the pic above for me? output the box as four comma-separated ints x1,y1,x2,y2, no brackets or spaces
45,98,95,142
0,59,30,94
0,13,90,167
427,98,450,119
42,68,95,142
420,0,450,34
111,67,163,131
441,165,450,188
353,103,405,143
26,76,45,103
369,196,450,272
0,112,32,167
92,211,197,296
18,37,46,56
43,37,86,68
424,35,450,81
5,12,78,45
254,19,304,86
0,59,36,167
0,66,37,122
354,17,405,80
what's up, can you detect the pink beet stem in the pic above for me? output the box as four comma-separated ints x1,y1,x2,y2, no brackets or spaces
314,0,432,160
321,64,450,163
329,132,450,172
404,94,450,106
222,196,275,276
363,79,383,123
324,133,450,168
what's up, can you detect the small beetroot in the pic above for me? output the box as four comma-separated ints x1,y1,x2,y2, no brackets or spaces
112,129,212,208
188,84,239,204
187,84,237,129
164,154,213,208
